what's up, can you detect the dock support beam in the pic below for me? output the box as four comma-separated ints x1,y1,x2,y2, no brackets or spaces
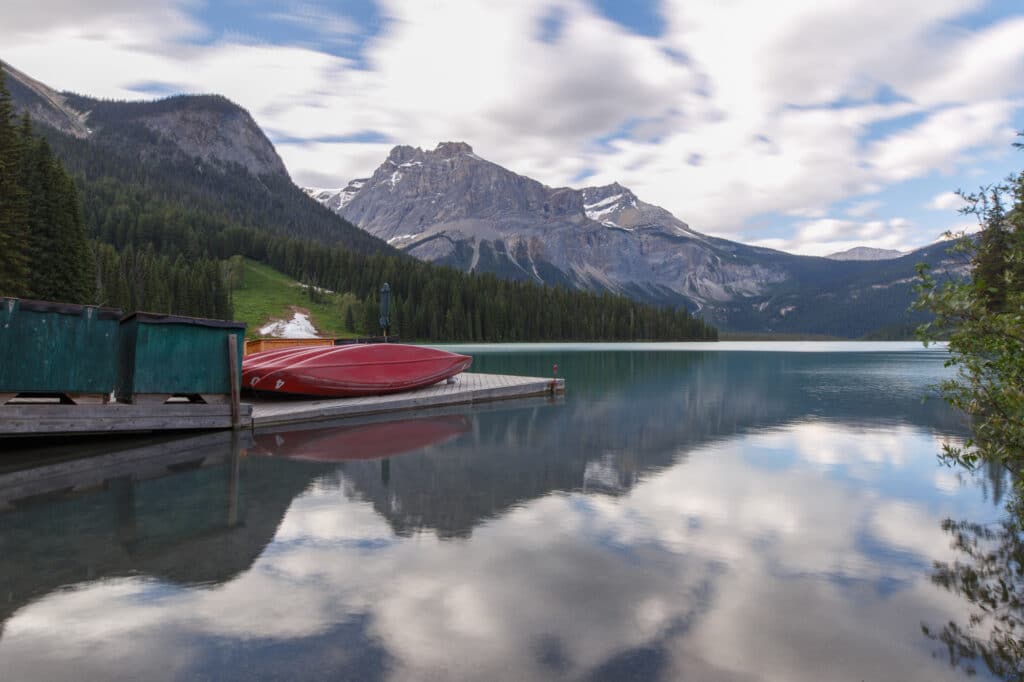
228,334,241,430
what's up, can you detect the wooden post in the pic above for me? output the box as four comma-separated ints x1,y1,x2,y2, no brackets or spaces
227,430,241,526
228,334,240,430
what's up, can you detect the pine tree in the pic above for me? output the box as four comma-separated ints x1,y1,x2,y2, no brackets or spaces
972,187,1012,312
0,67,30,296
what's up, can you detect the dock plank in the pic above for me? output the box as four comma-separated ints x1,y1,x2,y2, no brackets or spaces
251,372,564,428
0,403,253,436
0,372,563,436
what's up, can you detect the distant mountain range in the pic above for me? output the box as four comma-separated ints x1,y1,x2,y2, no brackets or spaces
3,59,390,255
825,246,906,261
306,143,966,337
4,57,966,338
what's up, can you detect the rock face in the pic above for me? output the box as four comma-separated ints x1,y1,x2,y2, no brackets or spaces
2,60,91,138
825,246,905,261
319,142,788,307
131,97,289,178
4,60,289,179
309,142,964,336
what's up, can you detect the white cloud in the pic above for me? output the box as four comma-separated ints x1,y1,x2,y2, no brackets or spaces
760,216,918,255
266,4,361,42
1,0,1023,253
927,191,965,211
846,199,883,217
867,100,1018,182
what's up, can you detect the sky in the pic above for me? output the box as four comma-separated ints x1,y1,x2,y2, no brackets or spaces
3,0,1024,256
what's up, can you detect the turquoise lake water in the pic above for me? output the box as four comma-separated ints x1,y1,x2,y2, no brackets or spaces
0,342,1008,681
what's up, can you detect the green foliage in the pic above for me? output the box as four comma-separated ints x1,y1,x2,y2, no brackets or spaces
0,70,32,297
915,148,1024,678
915,138,1024,471
232,238,717,341
93,242,231,319
229,259,356,338
1,65,231,317
923,494,1024,679
0,70,94,303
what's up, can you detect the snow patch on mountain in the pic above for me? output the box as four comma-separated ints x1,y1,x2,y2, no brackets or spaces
304,179,367,211
584,193,625,227
387,233,421,244
259,311,319,338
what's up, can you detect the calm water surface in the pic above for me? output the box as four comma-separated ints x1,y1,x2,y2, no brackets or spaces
0,342,1008,681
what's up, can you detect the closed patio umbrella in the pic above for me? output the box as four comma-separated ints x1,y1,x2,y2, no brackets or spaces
379,282,391,337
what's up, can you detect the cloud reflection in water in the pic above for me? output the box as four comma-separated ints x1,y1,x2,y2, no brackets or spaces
0,417,1000,681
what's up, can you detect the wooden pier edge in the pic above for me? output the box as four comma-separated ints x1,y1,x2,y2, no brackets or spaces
251,372,566,429
0,372,561,437
0,403,253,437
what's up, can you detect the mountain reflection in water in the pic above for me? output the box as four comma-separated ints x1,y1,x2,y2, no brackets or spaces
0,345,1009,681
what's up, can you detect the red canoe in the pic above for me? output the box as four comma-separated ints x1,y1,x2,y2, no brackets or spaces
242,343,472,397
253,414,472,461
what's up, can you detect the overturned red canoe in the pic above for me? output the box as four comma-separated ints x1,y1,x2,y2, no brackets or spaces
242,343,472,397
241,345,335,387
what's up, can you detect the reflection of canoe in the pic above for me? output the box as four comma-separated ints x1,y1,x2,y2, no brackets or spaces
241,344,472,398
255,415,472,461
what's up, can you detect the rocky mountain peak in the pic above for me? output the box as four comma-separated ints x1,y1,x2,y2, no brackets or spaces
387,144,418,164
579,182,642,228
581,182,637,207
3,60,91,138
6,63,290,180
132,96,290,179
435,141,474,158
304,141,947,337
825,246,905,261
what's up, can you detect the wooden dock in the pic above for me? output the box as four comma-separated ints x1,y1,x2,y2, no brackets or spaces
252,372,564,428
0,373,562,436
0,402,253,437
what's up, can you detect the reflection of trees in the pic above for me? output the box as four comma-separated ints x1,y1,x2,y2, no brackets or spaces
924,491,1024,680
0,437,329,635
334,350,967,538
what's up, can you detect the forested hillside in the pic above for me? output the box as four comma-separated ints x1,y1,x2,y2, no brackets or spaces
0,99,92,302
0,64,716,341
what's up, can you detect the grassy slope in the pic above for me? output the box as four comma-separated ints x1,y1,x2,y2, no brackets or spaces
231,259,358,339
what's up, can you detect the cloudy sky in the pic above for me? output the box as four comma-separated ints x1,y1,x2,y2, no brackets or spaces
3,0,1024,255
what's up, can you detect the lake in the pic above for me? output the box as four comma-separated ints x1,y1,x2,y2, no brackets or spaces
0,342,1009,681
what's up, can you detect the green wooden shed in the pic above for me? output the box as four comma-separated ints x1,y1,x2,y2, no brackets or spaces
0,297,123,400
116,312,246,403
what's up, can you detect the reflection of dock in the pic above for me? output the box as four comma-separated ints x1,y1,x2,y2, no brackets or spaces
0,430,251,511
252,372,565,428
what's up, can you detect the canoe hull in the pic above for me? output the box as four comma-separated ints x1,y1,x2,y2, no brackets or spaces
242,344,472,398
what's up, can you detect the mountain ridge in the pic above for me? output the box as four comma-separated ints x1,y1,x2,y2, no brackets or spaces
307,142,965,337
2,62,715,342
0,60,91,138
826,246,906,261
4,56,957,339
3,59,392,254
